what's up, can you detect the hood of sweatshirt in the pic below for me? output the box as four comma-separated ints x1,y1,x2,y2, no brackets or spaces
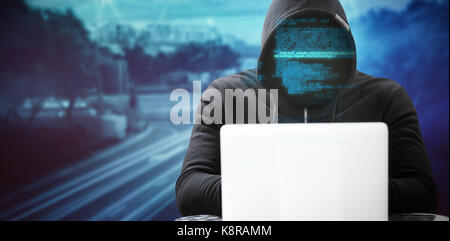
257,0,357,112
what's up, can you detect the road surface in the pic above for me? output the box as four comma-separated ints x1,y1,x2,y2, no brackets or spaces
0,121,193,221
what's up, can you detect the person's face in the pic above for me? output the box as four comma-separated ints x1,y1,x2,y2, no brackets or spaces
259,10,356,106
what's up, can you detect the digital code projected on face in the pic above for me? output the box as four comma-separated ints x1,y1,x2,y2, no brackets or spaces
260,12,356,105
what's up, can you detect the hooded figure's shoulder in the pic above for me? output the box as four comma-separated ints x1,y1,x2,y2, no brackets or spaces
353,70,404,98
208,69,260,92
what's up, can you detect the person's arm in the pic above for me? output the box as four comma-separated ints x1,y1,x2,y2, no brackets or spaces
384,87,438,214
175,84,223,216
175,123,222,216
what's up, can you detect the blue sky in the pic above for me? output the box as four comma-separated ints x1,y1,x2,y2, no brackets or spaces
27,0,418,45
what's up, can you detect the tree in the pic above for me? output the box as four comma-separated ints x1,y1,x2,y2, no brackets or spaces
123,46,155,85
0,1,119,128
171,41,241,74
124,40,241,86
0,0,53,126
43,9,100,126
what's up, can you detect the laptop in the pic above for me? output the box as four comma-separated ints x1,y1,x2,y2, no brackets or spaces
220,123,388,221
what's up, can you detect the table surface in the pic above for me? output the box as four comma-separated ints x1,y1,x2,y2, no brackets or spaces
175,213,449,221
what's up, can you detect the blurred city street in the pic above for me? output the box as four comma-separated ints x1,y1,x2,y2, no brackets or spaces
0,94,193,221
0,0,447,219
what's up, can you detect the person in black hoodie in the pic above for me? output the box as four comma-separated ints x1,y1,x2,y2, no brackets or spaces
175,0,437,217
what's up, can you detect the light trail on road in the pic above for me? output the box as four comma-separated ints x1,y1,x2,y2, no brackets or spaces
0,123,193,221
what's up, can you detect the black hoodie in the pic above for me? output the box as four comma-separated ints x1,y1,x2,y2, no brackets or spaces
175,0,437,216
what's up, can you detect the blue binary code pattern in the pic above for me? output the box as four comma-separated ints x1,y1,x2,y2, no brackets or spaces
273,18,354,95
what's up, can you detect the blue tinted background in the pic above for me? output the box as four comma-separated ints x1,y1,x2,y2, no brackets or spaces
0,0,448,220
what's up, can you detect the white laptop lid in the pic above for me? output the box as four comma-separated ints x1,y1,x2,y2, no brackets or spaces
220,123,389,221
